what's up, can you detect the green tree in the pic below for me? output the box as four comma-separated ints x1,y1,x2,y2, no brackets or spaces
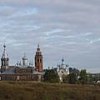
68,73,78,84
87,74,94,84
44,69,60,83
79,69,87,84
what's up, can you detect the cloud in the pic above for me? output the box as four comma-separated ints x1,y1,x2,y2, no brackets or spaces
0,0,99,73
44,29,65,36
89,38,100,44
10,7,38,18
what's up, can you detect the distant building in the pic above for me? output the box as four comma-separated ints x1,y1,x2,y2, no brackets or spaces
57,59,69,82
0,44,44,81
35,44,43,72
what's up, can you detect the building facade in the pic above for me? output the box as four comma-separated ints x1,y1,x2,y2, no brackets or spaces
0,44,44,81
35,44,43,72
57,59,69,82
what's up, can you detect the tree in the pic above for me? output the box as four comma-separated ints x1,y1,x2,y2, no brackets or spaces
43,69,60,83
68,73,78,84
79,69,88,84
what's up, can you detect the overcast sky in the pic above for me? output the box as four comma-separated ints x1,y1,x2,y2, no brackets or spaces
0,0,100,73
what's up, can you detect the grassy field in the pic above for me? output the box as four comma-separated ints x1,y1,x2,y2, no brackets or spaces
0,81,100,100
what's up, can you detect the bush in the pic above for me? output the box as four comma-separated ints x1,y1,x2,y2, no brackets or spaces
43,69,60,83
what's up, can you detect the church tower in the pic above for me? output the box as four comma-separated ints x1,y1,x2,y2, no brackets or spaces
22,53,28,66
35,45,43,72
1,44,9,73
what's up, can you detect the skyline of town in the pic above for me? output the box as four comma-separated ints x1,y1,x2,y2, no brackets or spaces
0,0,100,73
0,43,99,73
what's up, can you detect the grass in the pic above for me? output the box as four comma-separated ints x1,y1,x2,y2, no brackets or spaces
0,81,100,100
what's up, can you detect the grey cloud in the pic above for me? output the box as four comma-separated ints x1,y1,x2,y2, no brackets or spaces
0,0,99,72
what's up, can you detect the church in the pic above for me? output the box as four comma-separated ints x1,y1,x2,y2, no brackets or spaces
0,44,44,81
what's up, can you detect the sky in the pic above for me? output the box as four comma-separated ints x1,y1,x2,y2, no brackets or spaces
0,0,100,73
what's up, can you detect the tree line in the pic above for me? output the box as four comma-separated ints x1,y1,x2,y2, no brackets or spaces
43,68,100,84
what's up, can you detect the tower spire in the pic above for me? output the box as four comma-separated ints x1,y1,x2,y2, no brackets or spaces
2,44,8,58
35,44,43,72
38,44,39,48
1,44,9,73
37,44,40,51
61,58,64,65
4,43,6,49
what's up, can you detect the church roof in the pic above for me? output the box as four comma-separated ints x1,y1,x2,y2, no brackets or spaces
1,67,15,74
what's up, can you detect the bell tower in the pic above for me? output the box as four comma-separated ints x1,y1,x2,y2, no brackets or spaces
35,44,43,72
1,44,9,73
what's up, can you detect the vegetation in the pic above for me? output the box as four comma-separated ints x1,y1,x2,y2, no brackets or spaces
79,69,88,84
68,73,78,84
43,69,59,83
63,69,94,84
43,68,98,84
0,81,100,100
